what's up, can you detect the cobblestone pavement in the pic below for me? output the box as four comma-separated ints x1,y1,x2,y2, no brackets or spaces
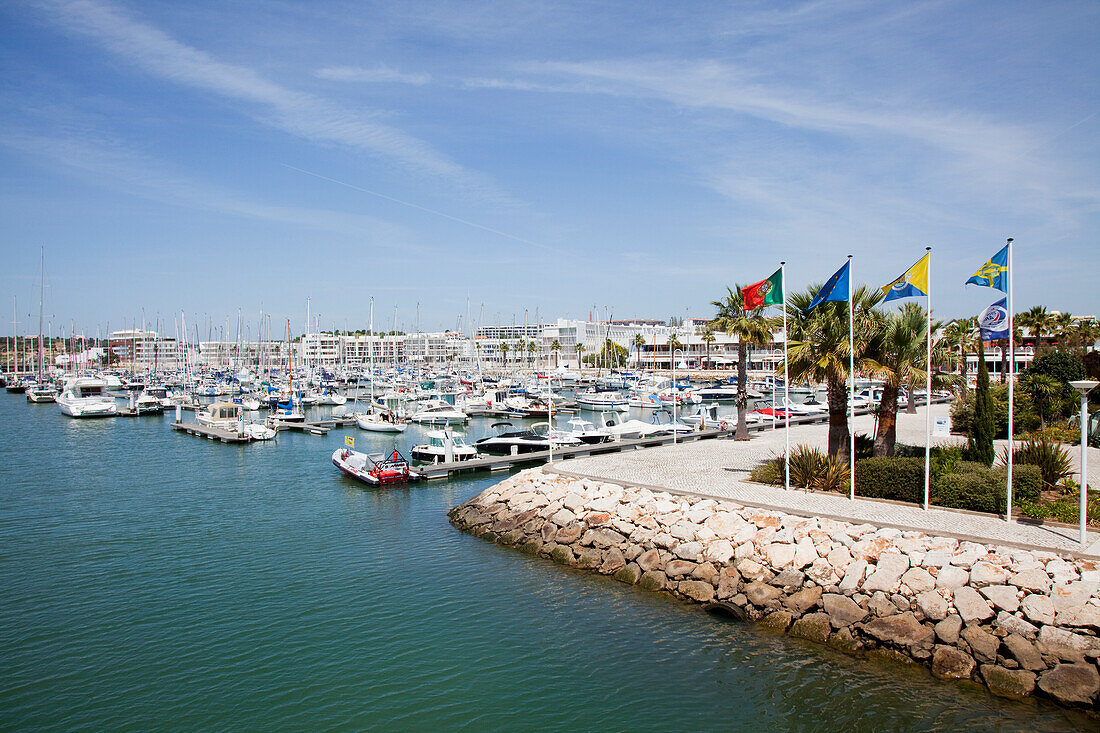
547,404,1100,558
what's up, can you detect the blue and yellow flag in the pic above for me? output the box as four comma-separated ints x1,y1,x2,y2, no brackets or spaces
966,245,1008,292
880,253,929,302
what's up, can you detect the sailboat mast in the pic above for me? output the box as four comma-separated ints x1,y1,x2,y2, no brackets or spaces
37,248,44,382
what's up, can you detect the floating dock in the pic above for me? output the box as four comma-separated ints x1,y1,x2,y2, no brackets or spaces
172,421,251,443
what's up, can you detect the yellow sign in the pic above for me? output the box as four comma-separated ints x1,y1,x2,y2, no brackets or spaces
344,435,355,447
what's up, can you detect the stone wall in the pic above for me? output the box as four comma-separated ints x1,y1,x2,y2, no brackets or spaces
449,468,1100,711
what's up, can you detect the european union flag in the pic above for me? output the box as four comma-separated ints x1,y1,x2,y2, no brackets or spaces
807,260,850,310
966,245,1008,292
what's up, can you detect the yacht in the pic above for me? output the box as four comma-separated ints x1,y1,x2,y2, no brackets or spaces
598,411,673,440
196,401,244,430
316,389,347,406
409,400,468,425
57,377,118,418
559,416,611,444
473,422,551,455
410,429,478,463
575,390,629,411
26,382,58,403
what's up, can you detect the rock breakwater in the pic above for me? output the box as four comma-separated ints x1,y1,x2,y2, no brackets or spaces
449,468,1100,710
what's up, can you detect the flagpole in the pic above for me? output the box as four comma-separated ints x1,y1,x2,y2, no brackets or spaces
1006,238,1015,523
781,261,790,491
924,246,932,511
848,254,855,501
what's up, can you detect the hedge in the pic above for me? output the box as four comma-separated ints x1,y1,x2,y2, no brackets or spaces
853,457,1041,514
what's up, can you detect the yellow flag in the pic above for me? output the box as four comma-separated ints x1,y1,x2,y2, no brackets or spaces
881,253,929,302
344,435,355,447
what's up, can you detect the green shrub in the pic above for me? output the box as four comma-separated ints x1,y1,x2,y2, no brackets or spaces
855,457,924,503
815,459,851,493
789,445,827,489
751,455,784,485
932,463,1041,513
1016,499,1048,520
751,446,850,492
1047,499,1079,524
1002,436,1074,489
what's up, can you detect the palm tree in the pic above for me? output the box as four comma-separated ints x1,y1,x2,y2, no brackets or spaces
711,286,779,441
1025,373,1060,428
574,343,585,371
864,303,931,456
550,339,561,368
500,341,509,369
786,284,883,462
1018,305,1053,354
632,333,646,370
701,327,716,370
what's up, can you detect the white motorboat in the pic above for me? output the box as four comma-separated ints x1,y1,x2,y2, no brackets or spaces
26,382,58,403
648,408,695,435
599,411,673,440
131,391,165,415
409,400,468,425
575,391,629,411
532,422,583,449
410,429,478,463
57,378,117,418
473,422,552,455
559,416,611,444
243,423,276,440
197,401,244,430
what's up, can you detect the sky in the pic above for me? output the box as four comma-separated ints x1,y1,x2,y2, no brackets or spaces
1,0,1097,338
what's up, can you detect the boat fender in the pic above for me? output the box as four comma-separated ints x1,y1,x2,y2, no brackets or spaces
719,421,729,431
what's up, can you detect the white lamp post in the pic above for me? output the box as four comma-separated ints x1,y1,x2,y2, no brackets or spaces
1069,379,1097,545
673,348,684,445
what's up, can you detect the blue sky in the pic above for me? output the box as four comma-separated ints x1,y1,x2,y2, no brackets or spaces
1,0,1097,338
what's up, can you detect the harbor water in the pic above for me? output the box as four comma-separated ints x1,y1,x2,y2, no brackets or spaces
0,395,1090,730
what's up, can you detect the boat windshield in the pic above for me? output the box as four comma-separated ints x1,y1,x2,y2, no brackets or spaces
429,437,443,448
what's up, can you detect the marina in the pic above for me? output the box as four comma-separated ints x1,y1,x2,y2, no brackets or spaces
3,1,1099,728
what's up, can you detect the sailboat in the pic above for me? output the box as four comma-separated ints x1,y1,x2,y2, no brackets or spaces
26,250,57,403
356,298,406,433
267,319,305,423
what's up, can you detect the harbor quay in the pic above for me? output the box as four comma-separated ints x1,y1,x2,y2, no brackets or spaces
450,460,1100,711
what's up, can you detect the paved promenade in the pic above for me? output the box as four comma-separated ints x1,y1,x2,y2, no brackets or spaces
546,405,1100,558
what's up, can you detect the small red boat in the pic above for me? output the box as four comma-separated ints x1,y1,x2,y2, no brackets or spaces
332,448,421,486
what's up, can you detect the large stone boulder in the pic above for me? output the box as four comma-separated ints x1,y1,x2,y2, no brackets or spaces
931,646,976,680
915,591,948,621
969,561,1010,587
863,612,934,650
822,593,867,628
862,554,909,594
980,665,1037,699
960,625,999,664
952,586,993,625
679,579,717,603
784,586,823,616
613,563,642,585
744,581,782,607
789,612,832,644
978,585,1021,613
934,565,970,590
759,610,794,632
638,570,667,592
665,559,697,578
1021,594,1056,626
1037,663,1100,706
636,549,663,573
1002,633,1046,671
934,615,962,645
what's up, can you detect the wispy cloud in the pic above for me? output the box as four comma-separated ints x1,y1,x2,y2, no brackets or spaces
0,124,413,242
34,0,493,192
316,65,430,85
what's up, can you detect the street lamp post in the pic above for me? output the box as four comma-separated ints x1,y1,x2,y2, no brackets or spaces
1069,380,1097,545
673,348,684,445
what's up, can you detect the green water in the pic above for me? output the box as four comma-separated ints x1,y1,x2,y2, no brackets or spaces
0,395,1090,730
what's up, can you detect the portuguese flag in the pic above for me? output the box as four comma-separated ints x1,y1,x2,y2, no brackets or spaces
741,268,783,310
